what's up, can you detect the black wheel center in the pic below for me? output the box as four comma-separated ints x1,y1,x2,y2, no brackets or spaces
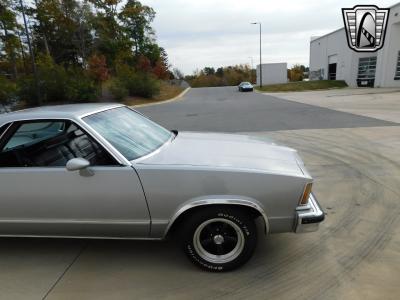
213,234,224,244
199,221,238,255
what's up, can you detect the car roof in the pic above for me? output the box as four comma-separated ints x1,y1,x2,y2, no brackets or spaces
0,103,124,126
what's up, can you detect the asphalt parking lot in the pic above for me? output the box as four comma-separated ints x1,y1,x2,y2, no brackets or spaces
138,86,396,132
1,87,400,300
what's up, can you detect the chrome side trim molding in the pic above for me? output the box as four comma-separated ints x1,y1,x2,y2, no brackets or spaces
0,219,149,225
163,197,270,237
0,234,162,241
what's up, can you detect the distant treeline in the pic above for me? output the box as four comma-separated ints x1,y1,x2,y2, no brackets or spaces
185,65,255,88
185,64,309,88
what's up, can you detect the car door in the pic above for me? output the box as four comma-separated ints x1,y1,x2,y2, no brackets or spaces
0,119,150,238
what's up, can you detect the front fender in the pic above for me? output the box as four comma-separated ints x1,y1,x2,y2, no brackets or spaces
163,195,270,237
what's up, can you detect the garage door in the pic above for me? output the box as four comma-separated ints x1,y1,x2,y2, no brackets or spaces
328,55,338,80
357,56,377,87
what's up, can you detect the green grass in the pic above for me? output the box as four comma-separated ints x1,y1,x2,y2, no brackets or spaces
255,80,348,92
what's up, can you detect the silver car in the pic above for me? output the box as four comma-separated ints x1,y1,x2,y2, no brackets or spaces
0,104,324,271
238,82,254,92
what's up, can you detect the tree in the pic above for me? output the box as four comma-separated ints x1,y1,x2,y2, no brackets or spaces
89,0,129,69
87,53,109,84
152,59,168,79
140,42,160,65
119,0,155,55
0,0,171,106
32,0,95,66
159,47,169,69
0,0,20,79
151,47,169,79
0,74,16,107
203,67,215,76
75,1,95,66
32,0,50,55
187,65,253,87
173,68,184,80
89,0,120,17
136,54,151,72
216,67,224,77
288,64,304,82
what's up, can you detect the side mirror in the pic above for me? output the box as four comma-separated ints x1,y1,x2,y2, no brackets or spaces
66,158,90,172
66,158,94,176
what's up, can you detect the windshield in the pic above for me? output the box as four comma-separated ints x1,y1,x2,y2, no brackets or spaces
84,107,173,160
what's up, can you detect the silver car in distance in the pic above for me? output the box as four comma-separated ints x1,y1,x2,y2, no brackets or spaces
238,82,254,92
0,104,324,271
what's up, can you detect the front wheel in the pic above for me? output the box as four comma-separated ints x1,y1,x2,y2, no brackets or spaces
181,207,257,272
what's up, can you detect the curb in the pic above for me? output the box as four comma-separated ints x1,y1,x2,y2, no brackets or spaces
133,87,191,108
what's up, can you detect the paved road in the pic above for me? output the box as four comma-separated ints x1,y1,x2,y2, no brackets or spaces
1,87,399,300
138,86,395,132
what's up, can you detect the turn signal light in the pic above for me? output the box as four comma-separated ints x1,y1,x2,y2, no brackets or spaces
299,183,312,206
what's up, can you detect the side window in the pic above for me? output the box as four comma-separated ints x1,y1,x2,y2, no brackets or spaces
3,121,65,151
0,120,117,167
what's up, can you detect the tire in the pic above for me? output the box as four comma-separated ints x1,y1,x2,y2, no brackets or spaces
181,207,257,272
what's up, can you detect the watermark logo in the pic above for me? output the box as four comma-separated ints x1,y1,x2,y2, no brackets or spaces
342,5,390,52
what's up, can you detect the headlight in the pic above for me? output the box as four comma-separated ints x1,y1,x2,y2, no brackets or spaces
299,182,313,206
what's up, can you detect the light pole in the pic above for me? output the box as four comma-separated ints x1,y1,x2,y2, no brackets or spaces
248,56,254,84
251,22,262,88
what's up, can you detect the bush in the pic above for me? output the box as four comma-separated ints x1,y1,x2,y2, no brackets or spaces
109,78,129,101
130,73,160,98
0,75,17,106
288,64,304,82
111,64,160,100
17,55,99,106
190,74,223,88
66,69,100,102
18,55,67,105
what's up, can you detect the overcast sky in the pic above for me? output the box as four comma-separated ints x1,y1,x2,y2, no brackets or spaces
140,0,397,75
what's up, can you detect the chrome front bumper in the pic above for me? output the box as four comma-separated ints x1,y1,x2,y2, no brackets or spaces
295,193,325,233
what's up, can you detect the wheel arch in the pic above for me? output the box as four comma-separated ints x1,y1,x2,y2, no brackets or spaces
164,197,270,238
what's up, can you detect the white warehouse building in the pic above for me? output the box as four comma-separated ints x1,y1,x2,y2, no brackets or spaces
310,2,400,88
256,63,287,86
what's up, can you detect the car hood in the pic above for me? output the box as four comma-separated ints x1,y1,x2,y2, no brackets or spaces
136,132,308,177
